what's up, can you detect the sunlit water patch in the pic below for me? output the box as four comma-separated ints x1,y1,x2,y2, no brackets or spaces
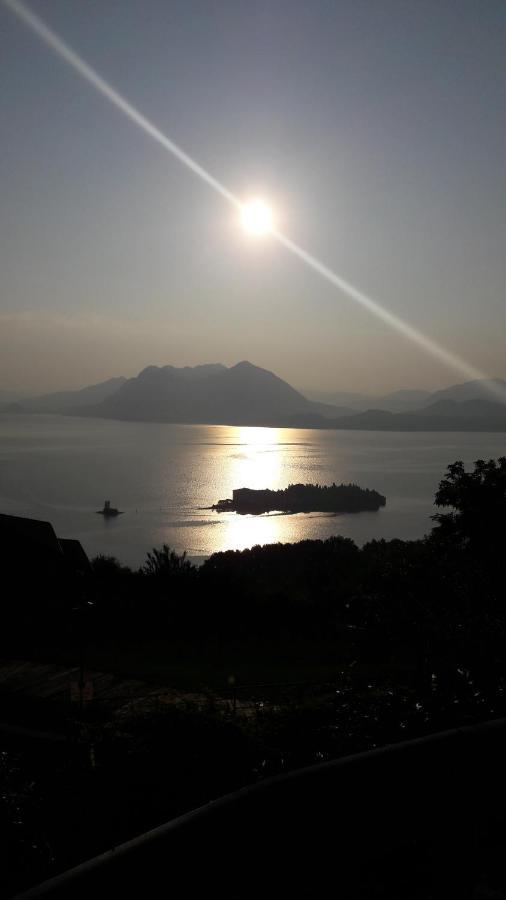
1,414,504,566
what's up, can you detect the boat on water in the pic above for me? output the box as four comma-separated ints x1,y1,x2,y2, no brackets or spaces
96,500,123,518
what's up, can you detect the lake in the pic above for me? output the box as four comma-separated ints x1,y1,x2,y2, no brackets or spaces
0,414,504,567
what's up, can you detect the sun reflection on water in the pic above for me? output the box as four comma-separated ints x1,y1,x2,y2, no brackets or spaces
159,424,343,556
228,427,283,488
218,426,291,551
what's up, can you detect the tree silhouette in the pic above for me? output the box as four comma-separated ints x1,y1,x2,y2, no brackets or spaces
91,554,132,577
140,544,193,577
432,457,506,552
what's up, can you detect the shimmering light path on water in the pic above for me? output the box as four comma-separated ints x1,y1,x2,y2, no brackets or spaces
1,415,505,566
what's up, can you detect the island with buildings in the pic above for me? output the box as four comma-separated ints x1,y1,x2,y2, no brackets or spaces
96,500,123,518
212,483,386,515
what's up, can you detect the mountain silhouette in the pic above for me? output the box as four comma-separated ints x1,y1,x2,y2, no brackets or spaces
303,387,431,412
324,397,506,431
80,361,352,425
424,378,506,406
6,370,506,430
14,377,127,413
304,380,506,413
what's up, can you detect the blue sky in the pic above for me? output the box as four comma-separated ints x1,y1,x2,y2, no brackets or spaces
1,0,505,393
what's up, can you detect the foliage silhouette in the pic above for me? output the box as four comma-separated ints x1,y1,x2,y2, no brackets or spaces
140,544,193,577
3,458,506,894
432,456,506,551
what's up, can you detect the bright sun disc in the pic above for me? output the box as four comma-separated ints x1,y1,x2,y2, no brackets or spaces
240,199,274,235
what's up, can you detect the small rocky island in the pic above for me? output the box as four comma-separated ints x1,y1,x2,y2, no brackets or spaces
212,483,386,515
96,500,123,518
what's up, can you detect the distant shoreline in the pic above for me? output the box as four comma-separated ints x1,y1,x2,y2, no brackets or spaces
4,366,505,432
3,410,506,434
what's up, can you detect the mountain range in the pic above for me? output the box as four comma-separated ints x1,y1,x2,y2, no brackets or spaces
3,364,506,431
7,376,127,413
303,379,506,413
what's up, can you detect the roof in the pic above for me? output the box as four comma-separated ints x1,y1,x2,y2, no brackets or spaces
0,513,90,574
0,512,61,555
59,538,92,574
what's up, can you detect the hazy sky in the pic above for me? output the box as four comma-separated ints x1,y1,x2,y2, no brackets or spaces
1,0,505,394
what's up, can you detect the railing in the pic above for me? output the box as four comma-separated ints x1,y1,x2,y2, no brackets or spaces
13,715,506,899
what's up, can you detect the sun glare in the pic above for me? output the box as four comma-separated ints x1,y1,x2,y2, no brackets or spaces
240,199,274,236
7,0,506,401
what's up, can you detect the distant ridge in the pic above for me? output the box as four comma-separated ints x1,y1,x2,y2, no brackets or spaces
11,377,127,413
83,361,351,425
303,379,506,413
4,369,506,431
302,387,431,413
325,397,506,432
426,378,506,406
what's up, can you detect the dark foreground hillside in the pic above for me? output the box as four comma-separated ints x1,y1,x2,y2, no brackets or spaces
1,457,505,896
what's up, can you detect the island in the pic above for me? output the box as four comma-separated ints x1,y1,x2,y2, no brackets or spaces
212,483,386,515
96,500,123,518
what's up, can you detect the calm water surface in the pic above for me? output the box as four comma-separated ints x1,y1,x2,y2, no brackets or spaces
1,414,504,566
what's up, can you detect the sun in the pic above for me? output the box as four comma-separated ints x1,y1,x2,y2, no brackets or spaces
240,199,274,235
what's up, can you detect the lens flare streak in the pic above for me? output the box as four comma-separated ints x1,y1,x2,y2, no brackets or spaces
3,0,240,208
5,0,505,403
273,232,505,398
